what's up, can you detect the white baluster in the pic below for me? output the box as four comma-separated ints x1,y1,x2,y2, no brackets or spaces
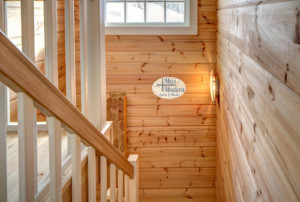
100,156,107,202
71,135,82,201
0,82,8,202
88,147,96,202
124,175,129,202
83,0,108,201
65,0,75,106
118,169,124,202
0,1,8,201
64,0,82,199
48,117,62,202
110,164,116,202
79,0,96,200
44,0,62,201
19,0,38,200
65,0,77,155
18,93,37,202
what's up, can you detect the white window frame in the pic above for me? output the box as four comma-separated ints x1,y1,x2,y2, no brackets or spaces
105,0,198,35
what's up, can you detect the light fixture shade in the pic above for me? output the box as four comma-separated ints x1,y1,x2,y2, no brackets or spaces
210,70,219,104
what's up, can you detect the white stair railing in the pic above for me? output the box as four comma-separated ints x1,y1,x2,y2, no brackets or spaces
0,0,139,201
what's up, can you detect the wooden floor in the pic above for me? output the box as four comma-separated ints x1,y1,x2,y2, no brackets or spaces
6,131,68,202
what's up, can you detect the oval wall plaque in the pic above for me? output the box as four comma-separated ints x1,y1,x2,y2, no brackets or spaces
152,77,186,99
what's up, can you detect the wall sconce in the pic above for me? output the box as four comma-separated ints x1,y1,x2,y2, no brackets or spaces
210,71,219,104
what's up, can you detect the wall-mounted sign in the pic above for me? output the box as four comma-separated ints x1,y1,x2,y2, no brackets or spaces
152,77,186,99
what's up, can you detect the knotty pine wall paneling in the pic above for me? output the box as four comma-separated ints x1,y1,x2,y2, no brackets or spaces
216,0,300,201
104,0,217,201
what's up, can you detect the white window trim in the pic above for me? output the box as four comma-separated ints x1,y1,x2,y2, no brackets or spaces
105,0,198,35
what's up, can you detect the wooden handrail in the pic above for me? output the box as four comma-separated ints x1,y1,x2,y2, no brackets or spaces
0,31,134,178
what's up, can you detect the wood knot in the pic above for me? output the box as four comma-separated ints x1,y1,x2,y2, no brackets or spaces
268,83,275,101
247,86,255,99
253,122,257,133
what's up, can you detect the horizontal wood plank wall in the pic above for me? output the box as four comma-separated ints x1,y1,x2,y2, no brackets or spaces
216,0,300,201
103,0,217,201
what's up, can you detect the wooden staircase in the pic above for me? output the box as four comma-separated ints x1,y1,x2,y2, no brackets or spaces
0,0,139,201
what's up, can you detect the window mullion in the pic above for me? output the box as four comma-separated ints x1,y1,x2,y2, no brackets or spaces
124,0,126,23
164,0,166,24
144,0,146,23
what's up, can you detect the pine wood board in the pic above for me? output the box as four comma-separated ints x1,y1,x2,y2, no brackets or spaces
107,63,215,75
218,1,300,96
217,29,300,201
126,94,212,105
127,105,216,117
138,156,216,168
127,116,216,127
128,147,216,158
106,74,210,85
106,52,216,64
107,83,210,94
139,188,216,202
140,168,216,189
127,133,216,147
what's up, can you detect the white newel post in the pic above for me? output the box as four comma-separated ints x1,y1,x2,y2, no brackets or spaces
128,155,139,202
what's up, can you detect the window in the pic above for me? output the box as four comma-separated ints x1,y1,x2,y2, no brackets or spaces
105,0,197,35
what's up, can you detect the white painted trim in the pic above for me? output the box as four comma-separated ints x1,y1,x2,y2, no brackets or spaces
85,0,107,130
0,82,8,202
7,122,48,132
44,0,58,87
0,2,8,200
0,0,5,31
65,0,76,105
70,134,82,202
118,169,124,202
100,0,107,126
21,0,35,60
19,0,38,199
80,0,88,116
88,147,96,202
100,156,107,202
110,164,116,202
124,175,129,202
105,0,197,35
48,117,62,202
17,93,37,202
128,155,139,202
